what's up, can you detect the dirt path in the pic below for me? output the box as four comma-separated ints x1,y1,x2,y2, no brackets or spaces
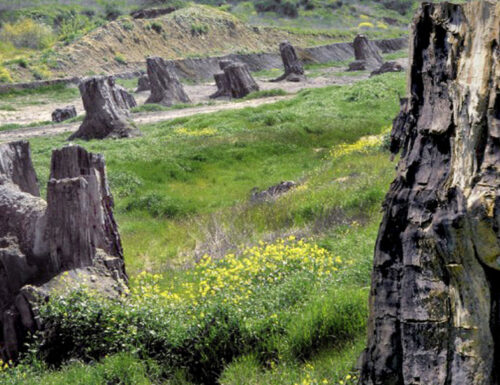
0,64,391,143
0,95,294,143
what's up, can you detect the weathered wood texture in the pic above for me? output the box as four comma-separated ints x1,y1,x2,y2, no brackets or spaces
51,105,77,123
69,76,139,141
145,56,191,106
136,74,150,92
272,41,305,82
210,60,234,99
0,143,126,361
224,62,259,98
360,2,500,384
348,34,383,71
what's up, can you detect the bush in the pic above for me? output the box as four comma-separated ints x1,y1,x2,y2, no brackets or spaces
0,18,55,49
58,13,94,44
254,0,299,18
114,53,127,65
125,192,195,218
190,22,208,35
26,238,367,383
0,66,13,83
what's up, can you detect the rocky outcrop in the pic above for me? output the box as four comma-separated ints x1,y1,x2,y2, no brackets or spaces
51,106,77,123
360,2,500,384
271,41,305,82
348,35,383,71
251,181,297,202
69,76,140,141
145,56,191,107
0,141,127,361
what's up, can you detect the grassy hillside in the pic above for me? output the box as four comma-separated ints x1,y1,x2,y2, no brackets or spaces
0,0,414,82
0,72,405,384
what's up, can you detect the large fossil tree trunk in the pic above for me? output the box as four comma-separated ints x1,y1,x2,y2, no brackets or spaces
69,76,139,141
348,34,383,71
224,62,259,98
272,41,305,82
210,60,233,99
145,57,191,106
0,142,126,361
360,2,500,384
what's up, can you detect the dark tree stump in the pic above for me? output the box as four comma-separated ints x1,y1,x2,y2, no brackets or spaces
348,34,383,71
0,141,40,196
223,62,259,99
360,3,500,384
113,81,137,110
210,60,235,99
135,74,150,92
68,76,139,141
49,145,124,261
0,142,127,361
370,61,404,77
145,57,191,106
51,105,77,123
271,41,305,82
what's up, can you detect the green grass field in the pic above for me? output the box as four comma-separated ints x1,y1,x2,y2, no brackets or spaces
0,72,405,384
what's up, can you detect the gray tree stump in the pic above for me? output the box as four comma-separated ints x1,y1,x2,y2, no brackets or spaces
210,60,234,99
271,41,305,82
348,34,383,71
145,57,191,106
68,76,139,141
0,140,40,196
223,62,259,99
135,74,150,92
51,105,77,123
0,142,127,361
360,2,500,384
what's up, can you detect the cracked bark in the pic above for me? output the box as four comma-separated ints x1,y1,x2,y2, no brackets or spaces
0,142,126,361
360,2,500,384
69,76,139,140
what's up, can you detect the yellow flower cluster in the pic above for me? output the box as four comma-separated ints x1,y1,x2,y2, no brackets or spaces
0,359,10,372
174,127,217,137
131,237,351,308
292,363,358,385
330,134,383,158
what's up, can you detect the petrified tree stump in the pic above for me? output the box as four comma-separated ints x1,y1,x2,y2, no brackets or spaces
348,34,383,71
224,62,259,99
0,142,127,361
0,140,40,196
145,56,191,106
136,74,150,92
210,60,234,99
360,2,500,384
68,76,139,141
271,41,305,82
51,106,77,123
112,81,137,110
370,61,404,77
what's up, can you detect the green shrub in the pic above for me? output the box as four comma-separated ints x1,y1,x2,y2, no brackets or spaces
150,21,163,34
121,20,135,31
125,192,195,218
190,22,208,35
0,18,55,49
0,66,13,83
254,0,299,18
58,13,94,44
114,53,127,65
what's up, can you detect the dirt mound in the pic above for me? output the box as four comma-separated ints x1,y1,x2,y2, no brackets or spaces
45,5,337,80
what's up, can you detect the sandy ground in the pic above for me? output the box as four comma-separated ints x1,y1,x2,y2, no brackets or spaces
0,63,400,143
